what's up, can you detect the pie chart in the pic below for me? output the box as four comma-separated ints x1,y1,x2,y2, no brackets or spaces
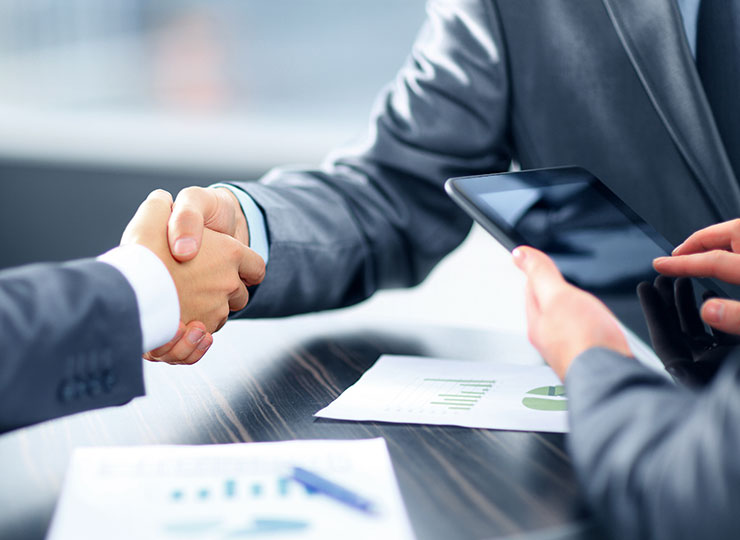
522,385,568,411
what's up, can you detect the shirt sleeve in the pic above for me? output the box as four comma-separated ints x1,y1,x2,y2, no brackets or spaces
97,244,180,352
211,183,270,264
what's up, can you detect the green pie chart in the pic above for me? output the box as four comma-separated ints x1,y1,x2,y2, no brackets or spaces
522,385,568,411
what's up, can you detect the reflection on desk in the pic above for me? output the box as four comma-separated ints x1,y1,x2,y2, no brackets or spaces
0,317,600,540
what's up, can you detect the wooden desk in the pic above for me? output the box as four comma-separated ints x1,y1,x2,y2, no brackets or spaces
0,317,599,540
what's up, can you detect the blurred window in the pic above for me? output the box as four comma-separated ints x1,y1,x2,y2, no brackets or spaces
0,0,427,171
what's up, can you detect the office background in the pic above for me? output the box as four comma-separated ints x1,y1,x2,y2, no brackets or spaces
0,0,426,268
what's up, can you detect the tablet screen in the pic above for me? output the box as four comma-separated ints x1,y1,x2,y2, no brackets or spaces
447,167,726,346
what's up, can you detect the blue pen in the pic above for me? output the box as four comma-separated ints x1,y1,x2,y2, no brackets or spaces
291,467,378,514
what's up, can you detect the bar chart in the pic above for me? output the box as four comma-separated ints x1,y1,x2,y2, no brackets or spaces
169,476,313,503
317,355,569,432
383,376,497,415
425,378,496,411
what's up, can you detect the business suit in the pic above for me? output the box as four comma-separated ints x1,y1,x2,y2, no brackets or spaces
231,0,738,318
0,260,145,433
224,0,739,536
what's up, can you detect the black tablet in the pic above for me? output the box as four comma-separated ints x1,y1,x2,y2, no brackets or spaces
445,166,727,350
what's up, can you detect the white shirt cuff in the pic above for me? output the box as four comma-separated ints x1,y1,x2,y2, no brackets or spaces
211,183,270,264
98,245,180,353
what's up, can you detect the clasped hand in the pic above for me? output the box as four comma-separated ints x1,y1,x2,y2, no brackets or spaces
121,189,264,364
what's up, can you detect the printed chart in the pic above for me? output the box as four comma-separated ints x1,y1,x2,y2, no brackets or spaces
316,355,568,433
47,439,414,540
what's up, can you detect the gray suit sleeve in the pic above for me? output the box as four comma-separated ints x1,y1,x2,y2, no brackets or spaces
0,259,145,433
231,0,512,317
566,347,740,540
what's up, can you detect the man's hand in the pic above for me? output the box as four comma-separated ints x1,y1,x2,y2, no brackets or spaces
167,186,249,262
513,246,632,380
654,219,740,335
121,190,265,364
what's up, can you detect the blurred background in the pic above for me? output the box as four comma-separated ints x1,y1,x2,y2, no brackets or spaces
0,0,426,267
0,0,525,332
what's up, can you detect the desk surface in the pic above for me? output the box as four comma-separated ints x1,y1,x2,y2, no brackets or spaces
0,316,599,540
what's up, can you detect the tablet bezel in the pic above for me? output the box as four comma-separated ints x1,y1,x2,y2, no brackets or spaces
444,166,676,256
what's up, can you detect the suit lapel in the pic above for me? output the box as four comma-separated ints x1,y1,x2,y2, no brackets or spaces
601,0,740,220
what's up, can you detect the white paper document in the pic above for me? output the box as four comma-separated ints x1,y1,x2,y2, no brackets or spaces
47,438,414,540
315,355,569,433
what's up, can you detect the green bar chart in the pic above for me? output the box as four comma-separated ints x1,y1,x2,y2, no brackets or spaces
421,378,495,411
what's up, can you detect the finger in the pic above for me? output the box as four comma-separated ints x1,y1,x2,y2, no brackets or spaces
701,298,740,336
512,246,566,308
149,322,209,365
674,277,706,337
672,219,740,256
178,334,213,365
654,275,681,333
523,281,542,345
236,244,266,286
524,280,540,317
654,275,676,309
637,281,691,364
168,187,217,262
698,289,738,344
228,280,250,312
122,189,173,244
143,322,186,362
654,251,740,283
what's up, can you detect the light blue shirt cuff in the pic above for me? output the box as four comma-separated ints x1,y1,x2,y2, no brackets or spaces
211,183,269,264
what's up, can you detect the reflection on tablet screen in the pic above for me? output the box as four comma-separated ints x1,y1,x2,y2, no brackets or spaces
449,167,727,351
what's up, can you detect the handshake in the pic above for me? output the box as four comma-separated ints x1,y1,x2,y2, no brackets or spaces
123,187,265,365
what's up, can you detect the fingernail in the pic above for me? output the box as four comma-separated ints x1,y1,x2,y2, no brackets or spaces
704,301,724,323
174,238,197,256
187,328,206,345
512,248,525,261
672,243,683,255
197,337,212,352
654,257,668,264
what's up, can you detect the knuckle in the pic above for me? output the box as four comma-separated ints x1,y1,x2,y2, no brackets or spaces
176,186,204,202
708,251,723,273
150,188,172,201
254,258,267,282
175,205,201,221
228,240,244,261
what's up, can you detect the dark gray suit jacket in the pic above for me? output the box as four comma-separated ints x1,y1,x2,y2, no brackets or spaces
233,0,738,318
569,348,740,539
0,260,145,433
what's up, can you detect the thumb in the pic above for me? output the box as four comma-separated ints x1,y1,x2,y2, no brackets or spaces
168,187,218,262
512,246,567,308
701,298,740,336
121,190,173,245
